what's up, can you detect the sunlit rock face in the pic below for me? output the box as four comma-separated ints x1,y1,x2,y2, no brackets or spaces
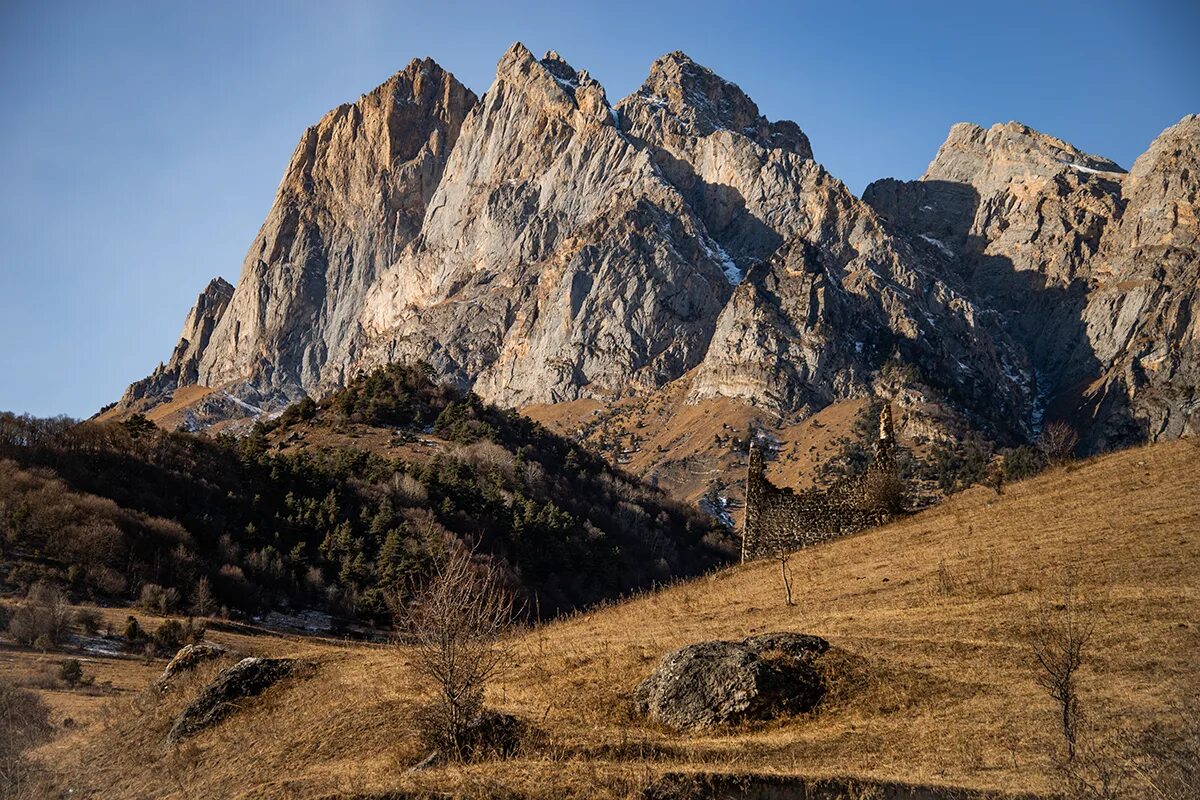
121,43,1197,452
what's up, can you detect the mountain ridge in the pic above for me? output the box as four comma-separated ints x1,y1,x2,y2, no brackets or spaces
114,43,1198,465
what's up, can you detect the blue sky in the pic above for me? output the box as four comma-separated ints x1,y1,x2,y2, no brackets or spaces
1,0,1197,418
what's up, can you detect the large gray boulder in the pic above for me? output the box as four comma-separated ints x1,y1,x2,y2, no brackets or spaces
634,633,829,731
167,657,300,743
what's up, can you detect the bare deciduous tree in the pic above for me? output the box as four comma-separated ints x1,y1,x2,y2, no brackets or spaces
1038,421,1080,466
189,576,216,617
775,546,795,607
398,545,517,759
1032,573,1094,760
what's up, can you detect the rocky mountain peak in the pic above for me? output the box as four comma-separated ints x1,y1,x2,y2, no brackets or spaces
1117,114,1200,251
924,120,1125,186
199,276,234,300
621,51,811,157
487,43,616,128
120,276,236,408
116,45,1197,457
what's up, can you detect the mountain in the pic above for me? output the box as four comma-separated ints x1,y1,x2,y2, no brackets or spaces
128,59,478,411
863,116,1199,450
116,44,1198,466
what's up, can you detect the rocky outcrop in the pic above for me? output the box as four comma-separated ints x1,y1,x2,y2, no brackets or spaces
634,633,829,730
167,657,301,743
1079,115,1200,447
864,117,1199,448
156,643,227,689
190,59,478,406
120,278,233,407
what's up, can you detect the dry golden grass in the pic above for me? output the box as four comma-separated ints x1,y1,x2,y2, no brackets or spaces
28,438,1200,798
524,375,869,509
94,384,217,426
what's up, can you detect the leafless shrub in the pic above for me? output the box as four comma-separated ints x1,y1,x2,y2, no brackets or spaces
860,467,906,519
454,440,516,482
398,545,519,760
0,679,53,798
7,582,73,647
1031,572,1094,761
137,583,180,615
189,576,216,617
392,472,428,506
1039,421,1080,466
75,608,101,635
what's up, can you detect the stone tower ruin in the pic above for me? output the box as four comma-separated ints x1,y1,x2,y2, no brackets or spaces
741,401,901,562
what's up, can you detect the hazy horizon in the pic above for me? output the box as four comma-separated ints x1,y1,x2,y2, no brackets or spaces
2,0,1198,418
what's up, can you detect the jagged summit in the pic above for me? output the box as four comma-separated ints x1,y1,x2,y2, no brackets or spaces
621,50,812,158
923,120,1125,184
114,43,1199,454
120,276,235,407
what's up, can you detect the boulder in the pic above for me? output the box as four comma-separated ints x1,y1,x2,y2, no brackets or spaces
634,633,828,731
167,657,300,743
156,643,226,688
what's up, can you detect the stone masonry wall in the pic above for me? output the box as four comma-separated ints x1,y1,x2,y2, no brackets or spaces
741,403,898,561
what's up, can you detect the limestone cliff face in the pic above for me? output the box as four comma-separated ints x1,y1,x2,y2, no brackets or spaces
356,45,733,405
119,44,1197,454
864,117,1199,448
192,58,478,404
620,63,1029,437
121,277,234,406
1080,115,1200,446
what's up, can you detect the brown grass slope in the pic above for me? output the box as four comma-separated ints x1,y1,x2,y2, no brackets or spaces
36,439,1199,798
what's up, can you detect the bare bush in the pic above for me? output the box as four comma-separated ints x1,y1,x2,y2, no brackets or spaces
190,576,216,617
7,582,73,647
392,472,428,507
398,545,518,760
0,679,53,797
138,583,180,615
1031,573,1094,760
860,467,907,519
1039,421,1080,466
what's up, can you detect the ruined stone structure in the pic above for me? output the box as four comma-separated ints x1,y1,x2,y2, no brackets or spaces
741,402,900,562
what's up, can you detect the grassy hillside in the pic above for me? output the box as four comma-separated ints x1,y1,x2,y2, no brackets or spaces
26,437,1199,798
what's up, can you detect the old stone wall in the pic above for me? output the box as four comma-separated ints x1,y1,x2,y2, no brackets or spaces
741,403,898,561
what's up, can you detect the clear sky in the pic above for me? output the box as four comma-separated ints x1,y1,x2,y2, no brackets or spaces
1,0,1197,419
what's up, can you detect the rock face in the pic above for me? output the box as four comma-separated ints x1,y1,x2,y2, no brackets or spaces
634,633,829,730
119,43,1197,455
167,657,298,743
864,117,1199,448
1079,115,1200,447
189,59,477,406
358,44,734,405
121,277,234,407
